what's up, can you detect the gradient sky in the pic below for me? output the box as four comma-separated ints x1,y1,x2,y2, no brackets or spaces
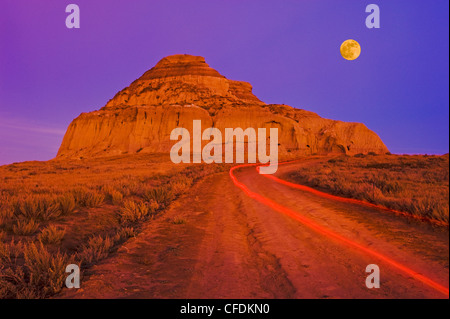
0,0,448,165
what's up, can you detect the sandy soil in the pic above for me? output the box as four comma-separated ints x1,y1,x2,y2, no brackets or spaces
58,160,449,299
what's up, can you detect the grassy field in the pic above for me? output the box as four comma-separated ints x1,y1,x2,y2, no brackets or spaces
285,154,449,224
0,153,227,298
1,152,448,298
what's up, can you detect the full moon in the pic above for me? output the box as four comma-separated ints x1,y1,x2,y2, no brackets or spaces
340,39,361,60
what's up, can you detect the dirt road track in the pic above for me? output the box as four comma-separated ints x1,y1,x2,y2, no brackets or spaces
60,161,449,299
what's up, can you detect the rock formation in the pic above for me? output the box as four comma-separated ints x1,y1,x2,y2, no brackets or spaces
57,54,389,158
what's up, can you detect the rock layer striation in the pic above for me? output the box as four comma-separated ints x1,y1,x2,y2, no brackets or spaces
57,54,389,158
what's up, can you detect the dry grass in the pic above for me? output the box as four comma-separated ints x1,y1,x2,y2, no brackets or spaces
0,153,227,298
72,188,104,208
0,241,69,298
119,200,151,224
143,187,174,209
38,225,66,245
77,227,137,267
77,235,115,267
57,194,76,215
12,219,40,236
172,217,186,225
105,188,124,205
12,195,61,221
287,154,449,223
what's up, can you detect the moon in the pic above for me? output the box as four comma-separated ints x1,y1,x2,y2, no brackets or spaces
340,39,361,60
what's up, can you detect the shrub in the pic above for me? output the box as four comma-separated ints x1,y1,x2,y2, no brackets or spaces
170,176,193,196
72,188,104,207
119,200,149,223
102,186,124,205
0,241,23,270
56,194,76,215
172,217,186,224
84,192,105,208
110,190,123,205
0,206,14,226
39,201,61,221
113,227,136,243
22,242,68,298
72,187,90,206
0,240,10,262
147,200,160,215
38,225,66,244
12,219,40,236
0,242,68,298
144,187,173,208
11,195,61,221
12,197,41,220
77,235,114,266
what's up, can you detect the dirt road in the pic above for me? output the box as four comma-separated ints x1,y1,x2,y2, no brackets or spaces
60,161,449,299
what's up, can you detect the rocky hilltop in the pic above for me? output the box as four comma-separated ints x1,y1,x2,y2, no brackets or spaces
57,54,388,158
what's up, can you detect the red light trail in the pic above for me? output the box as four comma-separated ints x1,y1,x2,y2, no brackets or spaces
257,164,448,227
229,163,449,297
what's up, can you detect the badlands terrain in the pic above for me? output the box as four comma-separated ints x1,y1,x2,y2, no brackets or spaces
0,55,448,298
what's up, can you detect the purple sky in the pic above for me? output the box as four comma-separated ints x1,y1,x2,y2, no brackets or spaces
0,0,448,165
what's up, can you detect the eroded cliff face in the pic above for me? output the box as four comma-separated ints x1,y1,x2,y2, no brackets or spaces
57,54,389,158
